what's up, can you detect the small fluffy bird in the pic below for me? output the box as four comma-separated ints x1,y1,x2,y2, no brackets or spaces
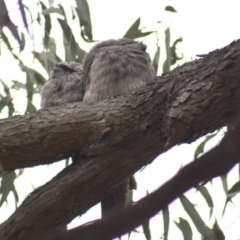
40,61,85,108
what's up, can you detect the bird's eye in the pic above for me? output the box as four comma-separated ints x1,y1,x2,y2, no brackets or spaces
56,63,75,73
139,42,147,52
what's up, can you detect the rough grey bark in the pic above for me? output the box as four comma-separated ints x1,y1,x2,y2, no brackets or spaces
47,124,240,240
1,39,240,239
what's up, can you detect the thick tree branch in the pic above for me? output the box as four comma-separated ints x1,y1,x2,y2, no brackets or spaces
47,125,240,240
1,40,240,171
1,40,240,239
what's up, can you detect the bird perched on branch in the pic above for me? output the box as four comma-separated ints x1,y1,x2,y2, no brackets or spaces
41,38,155,219
83,38,155,103
40,61,85,108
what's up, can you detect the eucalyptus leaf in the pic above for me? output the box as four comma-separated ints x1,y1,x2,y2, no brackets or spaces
18,0,29,35
165,6,177,13
163,206,169,240
40,2,52,48
180,195,217,240
212,220,225,240
152,46,160,73
175,217,192,240
0,171,17,207
75,0,93,41
195,185,214,218
124,17,141,39
0,0,23,50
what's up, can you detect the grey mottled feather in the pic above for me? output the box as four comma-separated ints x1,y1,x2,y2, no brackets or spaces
83,38,155,103
41,62,85,108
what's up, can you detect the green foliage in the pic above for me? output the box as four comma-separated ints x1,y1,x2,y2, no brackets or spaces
163,206,169,240
0,171,18,208
163,28,183,73
195,185,214,218
152,45,160,73
194,132,218,159
0,79,14,117
75,0,93,42
124,17,154,40
142,217,151,240
212,220,225,240
175,217,193,240
0,0,23,50
180,195,218,240
40,2,51,48
165,6,177,13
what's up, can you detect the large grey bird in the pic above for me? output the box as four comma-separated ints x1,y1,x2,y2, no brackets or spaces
41,38,155,219
83,38,155,103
